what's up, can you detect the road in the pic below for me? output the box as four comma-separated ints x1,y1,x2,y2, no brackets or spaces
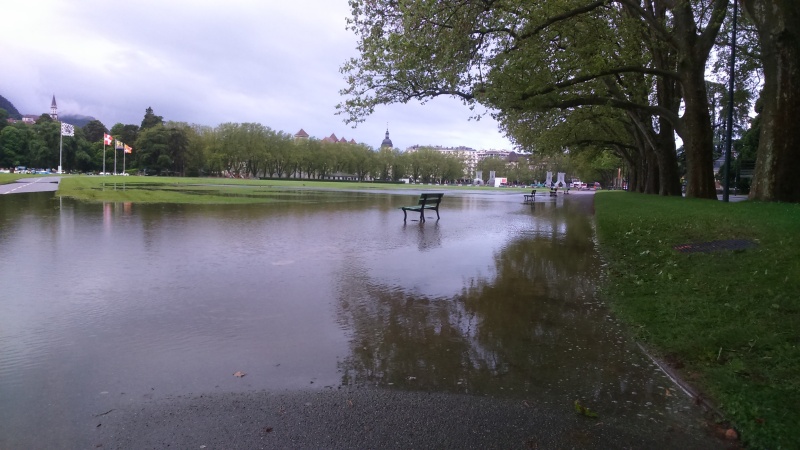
0,176,61,195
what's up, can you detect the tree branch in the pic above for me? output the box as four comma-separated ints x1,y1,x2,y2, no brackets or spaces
518,65,678,101
524,95,680,128
506,0,611,52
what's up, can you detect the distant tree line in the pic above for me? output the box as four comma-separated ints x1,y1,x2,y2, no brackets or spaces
1,106,614,185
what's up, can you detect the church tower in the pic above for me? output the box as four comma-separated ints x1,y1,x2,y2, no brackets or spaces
50,95,58,121
380,126,393,148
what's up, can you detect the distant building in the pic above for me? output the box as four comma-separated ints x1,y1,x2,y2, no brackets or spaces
713,154,725,174
50,95,58,121
290,129,361,179
380,127,393,148
293,128,309,140
404,145,515,179
11,96,58,125
295,129,356,144
321,132,356,144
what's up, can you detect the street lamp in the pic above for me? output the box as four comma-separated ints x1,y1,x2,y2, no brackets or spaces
723,0,738,202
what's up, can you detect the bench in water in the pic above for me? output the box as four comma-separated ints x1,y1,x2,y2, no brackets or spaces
523,190,536,202
401,193,444,222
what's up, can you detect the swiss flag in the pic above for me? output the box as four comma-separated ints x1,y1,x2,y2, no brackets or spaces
103,133,113,145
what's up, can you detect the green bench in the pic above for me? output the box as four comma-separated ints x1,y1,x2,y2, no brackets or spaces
523,190,536,202
401,193,444,222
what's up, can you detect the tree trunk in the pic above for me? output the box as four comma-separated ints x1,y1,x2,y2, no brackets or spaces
655,128,681,196
629,109,681,196
671,0,724,199
644,145,659,194
744,0,800,202
678,63,718,199
655,70,683,196
634,130,648,192
627,157,639,193
647,2,683,197
627,125,646,192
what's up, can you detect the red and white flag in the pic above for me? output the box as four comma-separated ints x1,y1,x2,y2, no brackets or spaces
103,133,113,145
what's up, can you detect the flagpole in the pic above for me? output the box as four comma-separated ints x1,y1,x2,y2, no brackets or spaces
102,142,106,175
59,132,63,174
123,147,126,174
114,143,118,175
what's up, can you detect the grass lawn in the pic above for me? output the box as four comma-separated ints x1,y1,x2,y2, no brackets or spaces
56,175,531,203
594,191,800,449
0,173,33,184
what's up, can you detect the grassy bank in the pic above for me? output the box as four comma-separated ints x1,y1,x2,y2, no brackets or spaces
56,176,525,203
594,192,800,449
0,173,33,184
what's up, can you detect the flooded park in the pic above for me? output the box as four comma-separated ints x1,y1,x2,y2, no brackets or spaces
0,188,725,448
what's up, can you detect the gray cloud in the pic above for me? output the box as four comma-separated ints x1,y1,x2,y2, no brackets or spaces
2,0,514,151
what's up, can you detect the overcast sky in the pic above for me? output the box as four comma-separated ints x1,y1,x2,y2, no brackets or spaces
2,0,515,151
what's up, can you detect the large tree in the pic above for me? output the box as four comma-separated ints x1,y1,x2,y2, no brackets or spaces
742,0,800,202
476,156,508,182
140,107,164,130
0,125,28,168
82,119,108,144
338,0,730,199
110,123,140,148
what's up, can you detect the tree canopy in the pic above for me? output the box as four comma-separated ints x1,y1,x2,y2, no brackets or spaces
338,0,798,202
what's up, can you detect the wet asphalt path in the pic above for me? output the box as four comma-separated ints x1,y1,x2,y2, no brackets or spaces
0,176,60,194
90,388,729,450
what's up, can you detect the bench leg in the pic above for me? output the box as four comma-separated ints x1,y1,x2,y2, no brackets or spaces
403,209,408,221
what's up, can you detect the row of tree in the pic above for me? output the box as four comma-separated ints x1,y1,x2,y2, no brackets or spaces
337,0,798,202
1,106,618,185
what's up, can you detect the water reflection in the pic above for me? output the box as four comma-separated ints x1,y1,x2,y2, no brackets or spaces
403,221,442,251
333,193,692,423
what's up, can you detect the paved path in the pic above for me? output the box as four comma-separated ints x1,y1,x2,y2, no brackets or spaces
0,176,60,195
93,388,730,450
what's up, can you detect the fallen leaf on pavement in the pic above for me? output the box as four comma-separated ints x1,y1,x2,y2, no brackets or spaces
574,399,599,418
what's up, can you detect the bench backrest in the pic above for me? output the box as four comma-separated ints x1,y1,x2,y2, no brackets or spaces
418,193,444,206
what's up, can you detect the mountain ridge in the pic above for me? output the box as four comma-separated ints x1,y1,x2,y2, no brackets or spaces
1,94,97,127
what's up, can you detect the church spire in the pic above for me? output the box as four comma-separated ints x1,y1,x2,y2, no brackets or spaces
381,124,393,148
50,95,58,120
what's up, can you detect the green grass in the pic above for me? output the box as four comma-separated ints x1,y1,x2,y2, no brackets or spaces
56,175,530,203
0,173,37,184
58,176,300,204
594,192,800,449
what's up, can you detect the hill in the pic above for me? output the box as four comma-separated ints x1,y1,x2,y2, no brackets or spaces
0,94,22,119
61,114,97,128
0,94,97,126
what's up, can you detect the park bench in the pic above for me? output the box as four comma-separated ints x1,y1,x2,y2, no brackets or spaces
401,193,444,222
523,190,536,202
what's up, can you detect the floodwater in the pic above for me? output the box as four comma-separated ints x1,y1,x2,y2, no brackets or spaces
1,189,711,447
